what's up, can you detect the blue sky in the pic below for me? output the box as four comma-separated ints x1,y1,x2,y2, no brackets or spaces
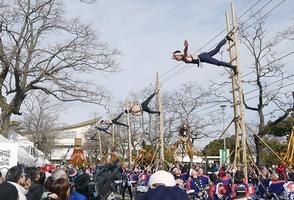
59,0,294,126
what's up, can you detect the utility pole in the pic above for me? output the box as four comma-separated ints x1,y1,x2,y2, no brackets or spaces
221,105,227,152
156,72,164,169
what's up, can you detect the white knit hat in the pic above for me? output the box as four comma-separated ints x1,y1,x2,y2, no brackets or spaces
148,170,176,188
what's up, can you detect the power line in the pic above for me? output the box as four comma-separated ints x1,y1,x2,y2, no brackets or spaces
158,0,266,82
194,80,293,118
245,82,294,102
204,49,294,94
244,74,294,96
161,0,286,84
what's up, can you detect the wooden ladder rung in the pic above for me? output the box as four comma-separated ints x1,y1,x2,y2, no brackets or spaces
227,43,236,51
230,57,237,64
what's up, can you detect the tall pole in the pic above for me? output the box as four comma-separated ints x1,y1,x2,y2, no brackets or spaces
98,131,102,160
225,2,248,180
126,99,132,169
231,2,247,180
156,72,164,169
226,10,240,168
221,105,227,151
112,125,115,149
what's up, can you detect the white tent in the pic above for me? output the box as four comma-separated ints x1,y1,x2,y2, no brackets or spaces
17,147,35,166
175,155,205,163
0,130,50,167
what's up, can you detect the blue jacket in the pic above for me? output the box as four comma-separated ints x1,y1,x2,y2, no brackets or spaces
70,191,87,200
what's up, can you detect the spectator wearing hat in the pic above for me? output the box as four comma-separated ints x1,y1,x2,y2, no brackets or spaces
143,170,188,200
171,167,185,189
5,165,31,200
0,181,19,200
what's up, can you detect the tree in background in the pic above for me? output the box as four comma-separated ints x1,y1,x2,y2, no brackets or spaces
0,0,119,134
202,136,236,162
238,14,294,165
19,92,60,158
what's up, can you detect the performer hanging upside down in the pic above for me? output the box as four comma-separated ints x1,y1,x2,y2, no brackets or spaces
172,35,237,75
95,120,112,134
125,91,160,115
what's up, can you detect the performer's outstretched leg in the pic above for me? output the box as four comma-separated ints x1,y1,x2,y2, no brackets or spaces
207,36,233,57
198,53,237,75
112,112,129,127
141,92,160,115
97,126,111,134
207,38,227,57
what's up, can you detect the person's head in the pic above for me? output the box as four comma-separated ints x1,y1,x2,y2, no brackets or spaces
172,167,181,177
44,176,55,192
5,165,31,190
261,168,269,177
75,174,91,197
52,168,67,180
172,50,183,61
210,173,218,183
50,178,70,200
288,172,294,181
197,168,204,175
190,169,198,178
278,172,285,180
25,167,40,183
148,170,176,189
0,181,19,200
234,170,244,183
218,170,226,178
270,172,278,180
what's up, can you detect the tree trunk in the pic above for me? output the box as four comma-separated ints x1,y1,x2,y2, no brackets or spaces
254,135,262,166
0,107,12,136
256,107,265,165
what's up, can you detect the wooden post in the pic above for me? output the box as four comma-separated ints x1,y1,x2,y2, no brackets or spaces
156,73,164,169
126,99,132,168
226,10,240,168
98,131,102,160
225,2,248,180
112,125,115,149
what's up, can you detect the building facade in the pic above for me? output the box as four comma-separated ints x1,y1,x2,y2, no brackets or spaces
50,118,98,162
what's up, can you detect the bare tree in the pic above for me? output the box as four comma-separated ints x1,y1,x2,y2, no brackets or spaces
19,92,60,158
166,82,218,145
239,15,294,165
0,0,119,134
